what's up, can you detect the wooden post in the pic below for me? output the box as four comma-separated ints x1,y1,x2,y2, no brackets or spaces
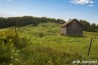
14,26,19,48
88,38,93,56
15,26,18,37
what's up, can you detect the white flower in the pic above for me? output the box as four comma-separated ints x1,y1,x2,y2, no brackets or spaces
15,59,18,61
14,54,18,55
12,50,14,51
10,64,13,65
11,56,13,58
17,50,20,52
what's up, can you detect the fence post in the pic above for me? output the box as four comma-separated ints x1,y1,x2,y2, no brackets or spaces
14,26,19,48
88,38,93,56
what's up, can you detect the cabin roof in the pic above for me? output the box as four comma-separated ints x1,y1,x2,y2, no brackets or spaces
61,19,83,28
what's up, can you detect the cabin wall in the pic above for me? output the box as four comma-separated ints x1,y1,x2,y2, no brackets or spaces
61,27,67,35
67,21,83,36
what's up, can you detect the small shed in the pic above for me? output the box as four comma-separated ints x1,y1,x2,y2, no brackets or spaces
61,19,83,36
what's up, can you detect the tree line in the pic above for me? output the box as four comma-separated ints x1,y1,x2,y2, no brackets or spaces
80,20,98,32
0,16,98,32
0,16,65,28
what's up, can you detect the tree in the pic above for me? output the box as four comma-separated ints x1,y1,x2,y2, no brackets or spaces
0,16,65,28
90,23,97,32
80,20,91,31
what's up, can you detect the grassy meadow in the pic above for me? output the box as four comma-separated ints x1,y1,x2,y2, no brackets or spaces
0,23,98,65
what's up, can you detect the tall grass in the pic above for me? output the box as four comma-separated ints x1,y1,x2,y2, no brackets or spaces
0,23,98,65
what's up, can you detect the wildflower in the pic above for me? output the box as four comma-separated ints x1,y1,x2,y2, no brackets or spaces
12,50,14,52
17,50,20,52
14,54,18,55
48,60,53,65
48,61,51,63
11,56,13,58
15,59,18,61
10,64,12,65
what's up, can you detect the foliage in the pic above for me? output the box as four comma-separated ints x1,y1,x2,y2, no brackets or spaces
0,30,15,64
0,43,13,64
0,16,65,28
80,20,98,32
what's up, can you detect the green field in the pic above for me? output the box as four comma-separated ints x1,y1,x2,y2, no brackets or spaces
0,23,98,65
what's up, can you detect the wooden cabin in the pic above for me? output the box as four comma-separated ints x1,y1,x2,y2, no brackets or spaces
61,19,83,36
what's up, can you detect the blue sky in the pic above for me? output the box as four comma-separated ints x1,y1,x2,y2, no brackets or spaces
0,0,98,24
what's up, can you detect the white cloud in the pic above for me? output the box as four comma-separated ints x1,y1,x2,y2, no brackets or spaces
71,0,94,6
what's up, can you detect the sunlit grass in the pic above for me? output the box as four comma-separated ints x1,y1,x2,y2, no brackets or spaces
0,22,98,65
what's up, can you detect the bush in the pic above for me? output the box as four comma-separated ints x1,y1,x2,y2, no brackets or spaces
0,42,14,64
0,29,32,65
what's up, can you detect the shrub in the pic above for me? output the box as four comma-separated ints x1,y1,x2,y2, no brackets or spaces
0,29,32,65
0,42,14,64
